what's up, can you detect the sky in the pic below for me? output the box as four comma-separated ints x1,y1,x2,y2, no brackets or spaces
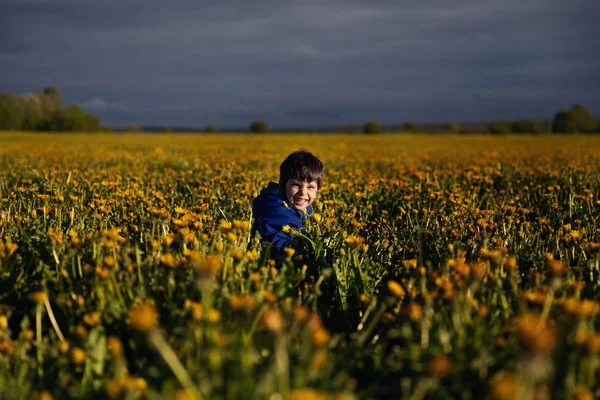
1,0,599,129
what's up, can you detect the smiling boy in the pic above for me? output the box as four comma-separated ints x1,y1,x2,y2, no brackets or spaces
251,149,323,264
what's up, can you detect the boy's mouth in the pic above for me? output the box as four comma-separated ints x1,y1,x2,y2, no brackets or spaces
292,198,308,206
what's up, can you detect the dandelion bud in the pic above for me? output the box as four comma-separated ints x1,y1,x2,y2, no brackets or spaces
427,355,453,379
31,392,53,400
387,280,406,299
58,341,70,354
107,336,124,358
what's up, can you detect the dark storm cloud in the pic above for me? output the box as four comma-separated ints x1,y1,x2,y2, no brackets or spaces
1,0,599,127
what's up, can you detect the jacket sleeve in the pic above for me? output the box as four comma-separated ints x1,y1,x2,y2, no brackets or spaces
252,196,299,260
255,216,294,260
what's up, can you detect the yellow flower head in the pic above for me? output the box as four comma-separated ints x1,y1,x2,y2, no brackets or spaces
345,235,365,248
387,280,406,299
28,291,48,305
128,302,158,332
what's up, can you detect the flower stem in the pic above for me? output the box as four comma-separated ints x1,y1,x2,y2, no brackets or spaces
148,328,203,400
44,299,65,342
36,304,43,377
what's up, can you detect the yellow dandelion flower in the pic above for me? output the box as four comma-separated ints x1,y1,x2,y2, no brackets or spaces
260,290,277,303
512,312,556,354
28,291,48,305
345,235,365,248
262,308,284,332
70,347,87,365
219,220,233,234
160,253,179,269
490,372,518,400
290,388,325,400
405,303,422,321
83,312,101,327
226,232,237,244
207,309,221,323
312,327,331,347
246,249,259,261
128,302,158,332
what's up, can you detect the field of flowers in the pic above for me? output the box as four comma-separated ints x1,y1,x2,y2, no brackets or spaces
0,132,599,400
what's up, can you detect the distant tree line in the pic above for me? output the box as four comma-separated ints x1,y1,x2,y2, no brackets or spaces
1,88,597,135
358,104,598,134
243,104,598,135
0,87,106,132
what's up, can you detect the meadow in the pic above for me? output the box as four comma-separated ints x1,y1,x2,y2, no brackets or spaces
0,132,599,400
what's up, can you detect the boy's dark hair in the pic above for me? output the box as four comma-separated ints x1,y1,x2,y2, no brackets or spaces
279,149,323,189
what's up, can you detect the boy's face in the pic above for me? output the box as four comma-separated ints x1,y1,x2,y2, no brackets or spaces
284,178,318,211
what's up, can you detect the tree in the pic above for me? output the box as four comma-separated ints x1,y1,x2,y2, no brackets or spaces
402,121,421,133
249,120,268,133
552,110,578,133
0,94,23,130
489,121,512,134
123,124,143,133
49,105,89,131
362,120,381,134
570,104,598,133
83,114,101,132
448,122,461,134
205,124,217,133
42,87,62,107
20,94,43,131
0,88,102,132
511,120,544,133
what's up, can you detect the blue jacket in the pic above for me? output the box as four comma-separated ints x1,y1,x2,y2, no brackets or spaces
252,182,312,261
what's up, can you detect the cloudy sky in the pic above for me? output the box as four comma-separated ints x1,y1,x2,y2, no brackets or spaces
1,0,598,128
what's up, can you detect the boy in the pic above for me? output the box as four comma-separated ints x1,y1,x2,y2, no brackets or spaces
252,149,323,264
